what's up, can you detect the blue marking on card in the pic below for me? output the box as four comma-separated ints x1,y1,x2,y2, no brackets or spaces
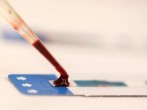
74,80,127,87
8,74,73,95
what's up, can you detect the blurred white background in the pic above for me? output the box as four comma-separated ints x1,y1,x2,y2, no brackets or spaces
0,0,146,79
0,0,146,50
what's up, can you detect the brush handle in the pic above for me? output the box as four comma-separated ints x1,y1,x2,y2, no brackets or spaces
0,0,38,44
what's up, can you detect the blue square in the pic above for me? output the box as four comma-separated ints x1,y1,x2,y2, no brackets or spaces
8,74,73,95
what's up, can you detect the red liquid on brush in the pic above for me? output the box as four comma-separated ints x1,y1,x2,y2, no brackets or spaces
8,10,12,14
33,40,69,86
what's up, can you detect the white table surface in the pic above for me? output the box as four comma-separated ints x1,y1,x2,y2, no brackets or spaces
0,40,147,110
